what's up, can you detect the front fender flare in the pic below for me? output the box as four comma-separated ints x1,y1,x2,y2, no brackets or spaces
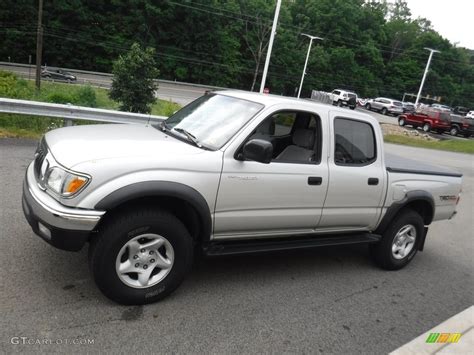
95,181,212,242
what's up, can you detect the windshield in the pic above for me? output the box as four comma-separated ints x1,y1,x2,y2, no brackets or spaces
161,94,263,150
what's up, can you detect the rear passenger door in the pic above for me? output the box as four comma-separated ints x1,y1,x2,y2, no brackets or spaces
319,114,385,231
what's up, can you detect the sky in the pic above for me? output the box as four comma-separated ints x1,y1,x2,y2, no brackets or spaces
404,0,473,49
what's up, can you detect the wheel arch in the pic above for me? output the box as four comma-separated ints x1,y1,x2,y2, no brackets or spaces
94,181,212,244
375,190,435,235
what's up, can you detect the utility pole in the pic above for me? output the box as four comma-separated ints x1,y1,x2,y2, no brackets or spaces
35,0,44,90
297,33,323,99
259,0,281,94
415,47,440,106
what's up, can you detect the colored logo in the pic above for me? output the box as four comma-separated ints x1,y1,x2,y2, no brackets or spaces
426,333,462,343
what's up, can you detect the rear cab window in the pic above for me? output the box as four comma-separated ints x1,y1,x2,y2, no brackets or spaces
334,118,376,166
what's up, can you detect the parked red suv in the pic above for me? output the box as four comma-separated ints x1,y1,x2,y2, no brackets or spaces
398,108,451,133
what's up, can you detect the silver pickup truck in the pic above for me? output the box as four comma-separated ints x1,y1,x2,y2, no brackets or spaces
22,91,463,305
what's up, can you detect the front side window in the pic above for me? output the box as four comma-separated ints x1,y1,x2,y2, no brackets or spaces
334,118,376,165
162,94,263,150
246,111,321,164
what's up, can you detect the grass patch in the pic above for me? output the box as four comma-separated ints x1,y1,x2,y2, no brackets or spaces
0,127,43,139
0,70,181,137
384,135,474,154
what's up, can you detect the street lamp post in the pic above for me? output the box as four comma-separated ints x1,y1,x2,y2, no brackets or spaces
415,47,440,106
297,33,323,99
259,0,282,94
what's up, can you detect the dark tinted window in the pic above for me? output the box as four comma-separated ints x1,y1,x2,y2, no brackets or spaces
334,118,376,165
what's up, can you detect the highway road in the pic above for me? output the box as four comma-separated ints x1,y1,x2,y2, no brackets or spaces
0,137,472,353
0,62,218,106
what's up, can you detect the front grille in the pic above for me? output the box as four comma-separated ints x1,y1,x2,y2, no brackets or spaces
34,138,47,181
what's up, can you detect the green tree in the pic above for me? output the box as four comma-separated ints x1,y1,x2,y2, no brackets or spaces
109,43,159,113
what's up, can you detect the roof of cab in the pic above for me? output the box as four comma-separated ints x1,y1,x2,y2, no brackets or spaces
213,89,328,108
212,89,378,125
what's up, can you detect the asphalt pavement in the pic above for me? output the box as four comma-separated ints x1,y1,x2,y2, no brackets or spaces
0,137,472,354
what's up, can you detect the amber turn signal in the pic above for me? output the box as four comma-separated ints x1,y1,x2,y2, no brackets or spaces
65,177,87,194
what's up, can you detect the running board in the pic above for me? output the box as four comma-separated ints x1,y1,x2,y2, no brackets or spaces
204,233,381,256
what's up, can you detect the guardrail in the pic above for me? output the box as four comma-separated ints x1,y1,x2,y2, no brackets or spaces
0,98,166,126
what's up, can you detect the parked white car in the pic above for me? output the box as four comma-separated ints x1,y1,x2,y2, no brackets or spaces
328,89,357,109
467,111,474,119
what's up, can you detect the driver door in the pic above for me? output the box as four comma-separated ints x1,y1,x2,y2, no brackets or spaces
213,110,329,240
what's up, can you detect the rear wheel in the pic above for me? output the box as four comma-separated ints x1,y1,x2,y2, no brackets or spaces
422,123,431,133
449,126,459,136
89,208,193,305
337,100,343,107
365,103,371,110
369,210,423,270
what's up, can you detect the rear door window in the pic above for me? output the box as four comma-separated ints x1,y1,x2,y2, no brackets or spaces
334,118,376,166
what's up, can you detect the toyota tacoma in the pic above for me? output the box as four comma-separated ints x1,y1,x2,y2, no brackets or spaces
22,91,463,305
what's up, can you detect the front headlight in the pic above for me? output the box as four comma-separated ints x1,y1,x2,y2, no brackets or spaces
45,167,89,197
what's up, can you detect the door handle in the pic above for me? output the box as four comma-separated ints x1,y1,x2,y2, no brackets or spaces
368,178,379,185
308,177,322,185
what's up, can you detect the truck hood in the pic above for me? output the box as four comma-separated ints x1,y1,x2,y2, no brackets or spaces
45,124,204,168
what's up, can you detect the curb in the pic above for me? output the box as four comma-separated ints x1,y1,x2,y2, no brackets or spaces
390,306,473,354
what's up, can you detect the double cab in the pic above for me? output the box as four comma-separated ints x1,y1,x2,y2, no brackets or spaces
22,91,463,305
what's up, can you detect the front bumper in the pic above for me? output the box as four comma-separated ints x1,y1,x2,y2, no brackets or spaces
22,162,104,251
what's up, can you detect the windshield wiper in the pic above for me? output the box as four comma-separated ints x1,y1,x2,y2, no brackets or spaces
172,127,202,148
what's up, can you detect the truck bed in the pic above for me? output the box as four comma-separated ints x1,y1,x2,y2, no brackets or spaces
385,153,462,178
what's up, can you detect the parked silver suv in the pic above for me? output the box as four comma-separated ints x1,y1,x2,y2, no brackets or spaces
365,97,403,116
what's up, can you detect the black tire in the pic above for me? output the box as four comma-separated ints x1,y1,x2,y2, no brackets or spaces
381,107,388,115
449,126,459,136
398,118,405,126
422,123,431,133
365,103,371,110
89,208,193,305
337,100,343,107
369,209,424,270
349,105,355,110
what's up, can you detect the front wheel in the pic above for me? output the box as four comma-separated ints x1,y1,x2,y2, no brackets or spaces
89,208,193,305
398,118,405,126
337,100,343,107
369,210,424,270
381,107,388,115
365,103,371,110
422,123,431,133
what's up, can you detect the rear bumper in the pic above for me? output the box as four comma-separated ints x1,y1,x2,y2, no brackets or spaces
22,163,104,251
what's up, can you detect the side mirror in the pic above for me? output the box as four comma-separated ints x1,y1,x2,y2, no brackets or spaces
242,139,273,164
